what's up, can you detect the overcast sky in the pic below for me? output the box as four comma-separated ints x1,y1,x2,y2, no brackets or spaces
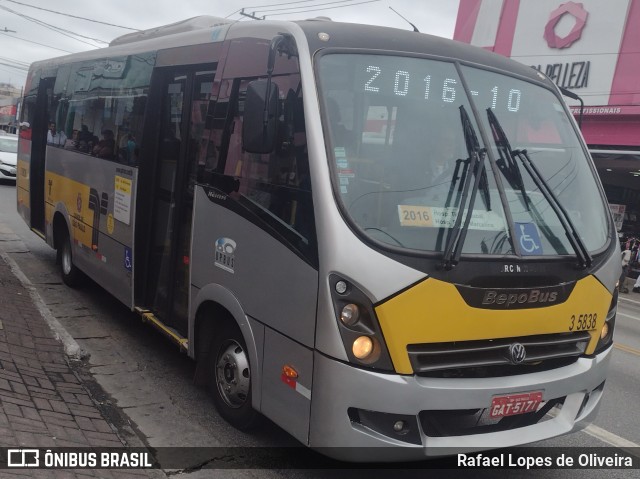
0,0,460,88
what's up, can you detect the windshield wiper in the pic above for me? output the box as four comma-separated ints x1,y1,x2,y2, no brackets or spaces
486,109,592,268
441,106,488,270
487,110,529,211
436,107,491,253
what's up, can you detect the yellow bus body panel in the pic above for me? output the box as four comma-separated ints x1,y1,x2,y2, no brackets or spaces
17,159,29,191
375,276,612,374
45,171,93,247
17,162,30,211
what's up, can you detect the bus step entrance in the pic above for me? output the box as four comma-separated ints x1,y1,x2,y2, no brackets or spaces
135,307,189,353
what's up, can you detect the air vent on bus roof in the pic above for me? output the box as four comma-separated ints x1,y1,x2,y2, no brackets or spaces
306,16,333,21
109,16,233,46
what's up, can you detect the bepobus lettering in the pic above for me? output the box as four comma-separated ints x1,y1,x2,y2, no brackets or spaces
482,290,558,307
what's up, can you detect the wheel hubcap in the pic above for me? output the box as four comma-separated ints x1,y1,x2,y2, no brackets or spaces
215,340,250,408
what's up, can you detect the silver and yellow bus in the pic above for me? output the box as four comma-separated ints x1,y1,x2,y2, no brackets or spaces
17,16,618,461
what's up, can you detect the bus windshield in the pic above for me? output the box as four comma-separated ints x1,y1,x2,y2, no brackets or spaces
317,53,610,256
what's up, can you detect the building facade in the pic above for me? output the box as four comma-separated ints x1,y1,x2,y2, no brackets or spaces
455,0,640,255
0,83,21,134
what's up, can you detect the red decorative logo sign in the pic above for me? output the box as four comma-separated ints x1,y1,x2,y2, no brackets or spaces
544,2,589,49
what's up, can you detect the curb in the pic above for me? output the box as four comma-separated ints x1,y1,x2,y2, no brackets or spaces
1,250,169,478
1,251,90,361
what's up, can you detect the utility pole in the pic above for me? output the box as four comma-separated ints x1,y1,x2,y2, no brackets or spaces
239,9,263,20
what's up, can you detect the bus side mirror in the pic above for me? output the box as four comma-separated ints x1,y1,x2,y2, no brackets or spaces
243,79,280,154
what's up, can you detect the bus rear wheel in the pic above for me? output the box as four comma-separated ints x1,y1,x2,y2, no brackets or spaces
209,321,259,430
58,229,82,287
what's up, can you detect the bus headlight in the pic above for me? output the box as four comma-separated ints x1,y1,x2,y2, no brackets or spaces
330,274,394,371
353,336,373,359
352,336,382,364
340,304,360,326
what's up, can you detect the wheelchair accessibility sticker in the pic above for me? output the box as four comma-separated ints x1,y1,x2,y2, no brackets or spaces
515,222,542,255
124,246,133,272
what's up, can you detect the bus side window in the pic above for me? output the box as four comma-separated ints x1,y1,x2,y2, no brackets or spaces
59,55,153,165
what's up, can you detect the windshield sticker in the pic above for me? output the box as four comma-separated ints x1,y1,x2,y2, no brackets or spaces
515,222,543,255
338,168,355,178
398,205,505,231
335,146,349,169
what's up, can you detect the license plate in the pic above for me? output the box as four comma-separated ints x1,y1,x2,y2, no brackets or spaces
489,391,543,419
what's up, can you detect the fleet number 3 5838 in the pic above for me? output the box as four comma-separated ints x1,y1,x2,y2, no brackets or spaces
568,313,597,331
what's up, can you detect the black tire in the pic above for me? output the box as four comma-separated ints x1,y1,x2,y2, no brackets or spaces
58,228,82,287
208,320,259,430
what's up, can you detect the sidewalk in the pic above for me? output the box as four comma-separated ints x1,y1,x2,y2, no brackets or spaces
0,249,157,478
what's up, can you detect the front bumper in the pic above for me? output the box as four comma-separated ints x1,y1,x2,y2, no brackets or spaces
309,346,611,462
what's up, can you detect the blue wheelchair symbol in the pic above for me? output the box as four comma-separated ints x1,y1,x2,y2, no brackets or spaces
515,222,542,256
124,247,133,272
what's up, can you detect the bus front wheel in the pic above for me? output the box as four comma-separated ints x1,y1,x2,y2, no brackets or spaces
58,229,82,287
209,321,259,430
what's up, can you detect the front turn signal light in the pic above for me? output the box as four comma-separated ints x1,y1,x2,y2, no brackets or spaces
600,322,609,340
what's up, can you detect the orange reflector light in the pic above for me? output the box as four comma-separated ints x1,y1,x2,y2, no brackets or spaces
282,365,298,378
600,322,609,340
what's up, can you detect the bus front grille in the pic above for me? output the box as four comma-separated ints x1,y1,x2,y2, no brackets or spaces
408,331,591,378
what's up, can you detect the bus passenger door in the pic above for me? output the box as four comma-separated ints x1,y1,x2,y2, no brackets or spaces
30,76,55,234
144,67,216,334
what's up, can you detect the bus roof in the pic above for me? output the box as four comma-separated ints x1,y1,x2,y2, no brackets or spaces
292,19,549,86
109,16,232,46
27,16,550,90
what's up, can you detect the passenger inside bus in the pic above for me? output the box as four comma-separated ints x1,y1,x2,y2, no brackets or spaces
126,134,138,165
64,130,79,150
92,129,116,159
77,125,93,152
47,122,67,147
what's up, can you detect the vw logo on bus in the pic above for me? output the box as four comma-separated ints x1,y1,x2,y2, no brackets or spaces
509,343,527,364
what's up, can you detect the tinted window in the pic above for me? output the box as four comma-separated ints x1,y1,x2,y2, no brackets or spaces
57,53,155,164
206,42,316,265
